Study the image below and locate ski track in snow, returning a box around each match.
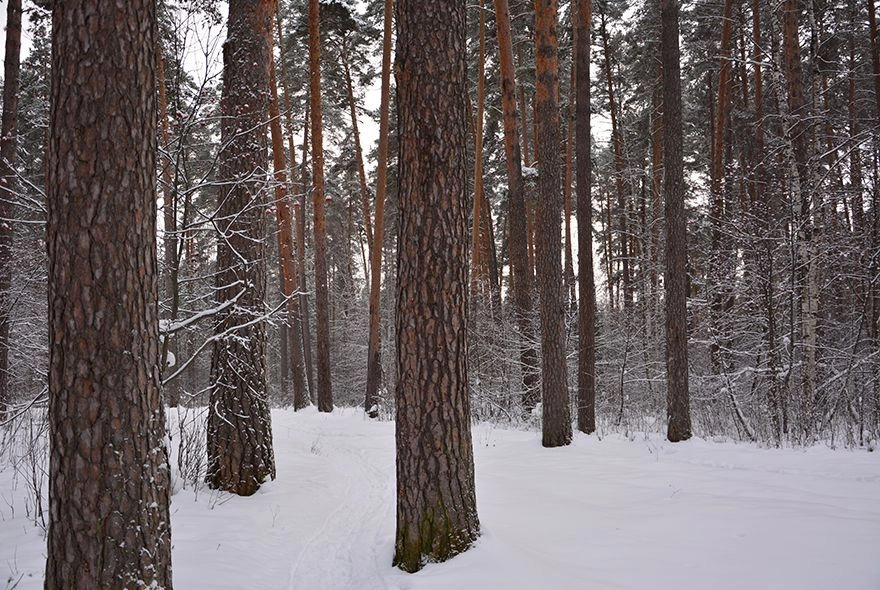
[1,407,879,590]
[286,424,395,590]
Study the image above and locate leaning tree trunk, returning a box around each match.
[207,0,277,496]
[660,0,693,442]
[45,1,173,586]
[0,0,21,422]
[341,39,374,261]
[394,0,480,572]
[576,0,596,435]
[364,0,394,418]
[309,0,334,413]
[535,0,572,447]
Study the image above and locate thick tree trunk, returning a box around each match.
[309,0,334,413]
[269,56,308,410]
[45,1,173,586]
[575,0,596,434]
[365,0,394,418]
[208,0,277,496]
[493,0,540,411]
[660,0,693,442]
[535,0,572,447]
[0,0,20,422]
[394,0,480,572]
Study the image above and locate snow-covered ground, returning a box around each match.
[2,407,879,589]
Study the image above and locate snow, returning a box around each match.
[2,408,879,589]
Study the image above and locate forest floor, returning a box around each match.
[1,406,879,589]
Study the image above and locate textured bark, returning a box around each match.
[45,1,173,586]
[0,0,21,421]
[365,0,394,418]
[660,0,692,442]
[208,0,277,496]
[269,55,307,410]
[394,0,480,572]
[535,0,572,447]
[309,0,334,413]
[575,0,596,434]
[493,0,540,410]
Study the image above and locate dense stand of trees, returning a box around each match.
[0,0,878,580]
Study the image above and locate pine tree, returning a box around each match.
[45,1,173,585]
[660,0,692,442]
[535,0,572,447]
[309,0,334,413]
[207,0,277,496]
[0,0,21,422]
[575,0,596,434]
[394,0,480,571]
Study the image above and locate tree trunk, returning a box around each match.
[563,32,577,312]
[535,0,572,448]
[868,0,880,119]
[297,108,316,400]
[275,8,316,401]
[269,55,308,410]
[780,0,817,438]
[0,0,21,422]
[365,0,394,418]
[660,0,692,442]
[599,5,632,309]
[208,0,277,496]
[157,42,182,408]
[309,0,334,412]
[341,39,374,260]
[493,0,540,411]
[575,0,596,434]
[45,1,173,585]
[471,0,488,295]
[650,83,663,301]
[394,0,480,572]
[708,0,735,372]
